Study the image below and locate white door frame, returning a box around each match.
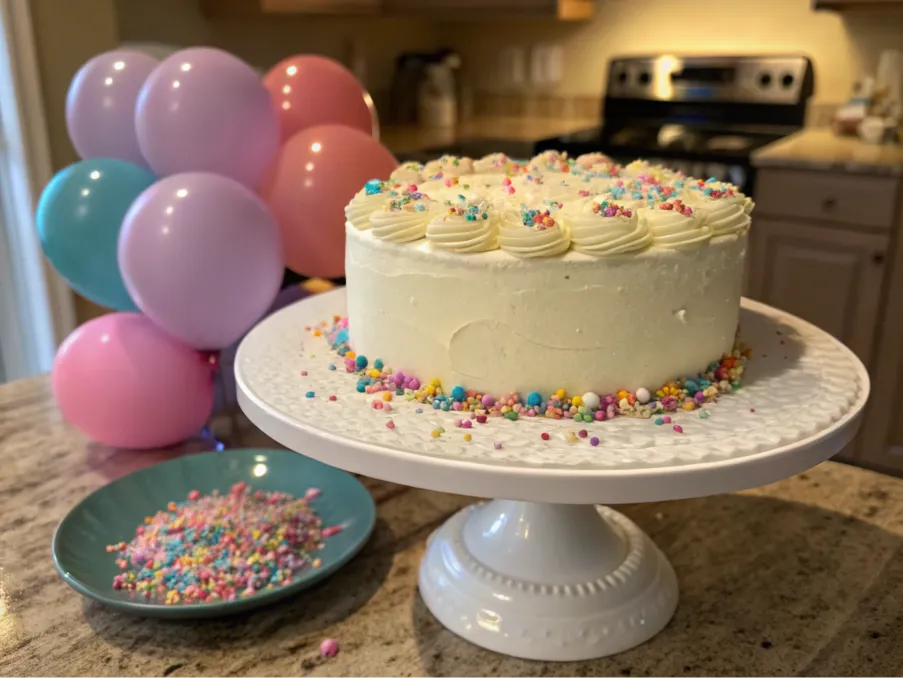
[0,0,76,381]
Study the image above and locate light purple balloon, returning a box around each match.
[135,47,279,189]
[66,50,158,167]
[118,173,284,350]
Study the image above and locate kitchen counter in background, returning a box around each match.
[381,116,598,160]
[4,375,903,676]
[753,128,903,175]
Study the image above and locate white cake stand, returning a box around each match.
[235,289,868,661]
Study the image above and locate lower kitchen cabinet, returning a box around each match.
[746,218,888,366]
[748,166,902,470]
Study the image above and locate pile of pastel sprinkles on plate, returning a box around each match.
[107,482,341,604]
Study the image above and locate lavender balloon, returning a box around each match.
[135,47,279,189]
[118,173,284,350]
[66,50,158,167]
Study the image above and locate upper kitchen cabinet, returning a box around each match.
[814,0,903,9]
[383,0,592,20]
[201,0,382,16]
[202,0,593,19]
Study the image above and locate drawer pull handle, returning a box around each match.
[873,252,885,265]
[822,197,837,211]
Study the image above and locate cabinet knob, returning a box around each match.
[822,197,837,211]
[873,252,885,265]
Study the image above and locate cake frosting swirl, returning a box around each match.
[499,206,571,258]
[569,201,652,256]
[344,179,402,230]
[641,199,712,249]
[370,193,438,243]
[426,199,500,253]
[473,153,512,174]
[423,154,474,178]
[390,161,424,184]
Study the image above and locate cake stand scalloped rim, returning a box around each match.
[235,288,868,505]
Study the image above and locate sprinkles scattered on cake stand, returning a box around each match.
[300,317,752,445]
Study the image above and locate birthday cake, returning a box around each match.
[336,152,751,422]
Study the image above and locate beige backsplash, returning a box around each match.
[447,0,903,109]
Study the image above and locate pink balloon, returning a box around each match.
[263,56,374,144]
[66,49,158,167]
[136,47,279,189]
[52,313,216,449]
[260,124,397,278]
[119,173,284,350]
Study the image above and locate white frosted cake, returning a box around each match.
[336,152,752,420]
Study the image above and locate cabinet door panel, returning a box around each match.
[748,218,888,366]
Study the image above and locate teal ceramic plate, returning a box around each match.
[52,448,375,618]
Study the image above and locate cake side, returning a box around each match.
[346,223,746,395]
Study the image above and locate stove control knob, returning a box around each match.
[638,71,651,85]
[758,72,772,88]
[781,73,795,89]
[617,69,628,85]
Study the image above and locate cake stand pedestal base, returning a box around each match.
[418,501,678,661]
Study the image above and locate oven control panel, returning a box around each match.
[606,55,813,105]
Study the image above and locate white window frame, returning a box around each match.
[0,0,76,381]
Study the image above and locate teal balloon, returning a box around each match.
[37,158,155,311]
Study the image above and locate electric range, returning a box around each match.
[535,55,814,195]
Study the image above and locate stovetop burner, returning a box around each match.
[535,55,814,194]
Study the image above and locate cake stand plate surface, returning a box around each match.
[236,289,868,661]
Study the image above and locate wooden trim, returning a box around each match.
[815,0,903,8]
[558,0,592,20]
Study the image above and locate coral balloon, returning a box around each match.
[52,313,216,449]
[36,158,155,311]
[119,173,284,350]
[66,49,158,167]
[135,47,279,189]
[263,55,374,143]
[261,124,397,278]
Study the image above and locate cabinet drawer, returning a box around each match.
[755,169,898,230]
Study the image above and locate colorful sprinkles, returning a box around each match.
[106,483,337,604]
[320,317,751,434]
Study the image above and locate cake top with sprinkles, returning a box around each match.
[346,153,754,257]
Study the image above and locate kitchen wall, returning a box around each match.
[450,0,903,113]
[114,0,438,100]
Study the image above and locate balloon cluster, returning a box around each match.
[38,47,398,449]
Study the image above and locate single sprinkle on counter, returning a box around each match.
[493,442,503,450]
[673,424,684,434]
[107,483,336,604]
[541,432,550,441]
[464,433,472,442]
[590,436,600,447]
[431,428,441,438]
[301,370,308,376]
[305,391,315,398]
[320,638,339,658]
[386,420,395,430]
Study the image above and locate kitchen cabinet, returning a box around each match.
[201,0,592,18]
[201,0,382,15]
[384,0,592,19]
[814,0,903,9]
[749,161,903,468]
[747,218,888,366]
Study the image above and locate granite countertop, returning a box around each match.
[753,128,903,175]
[380,116,598,155]
[3,375,903,676]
